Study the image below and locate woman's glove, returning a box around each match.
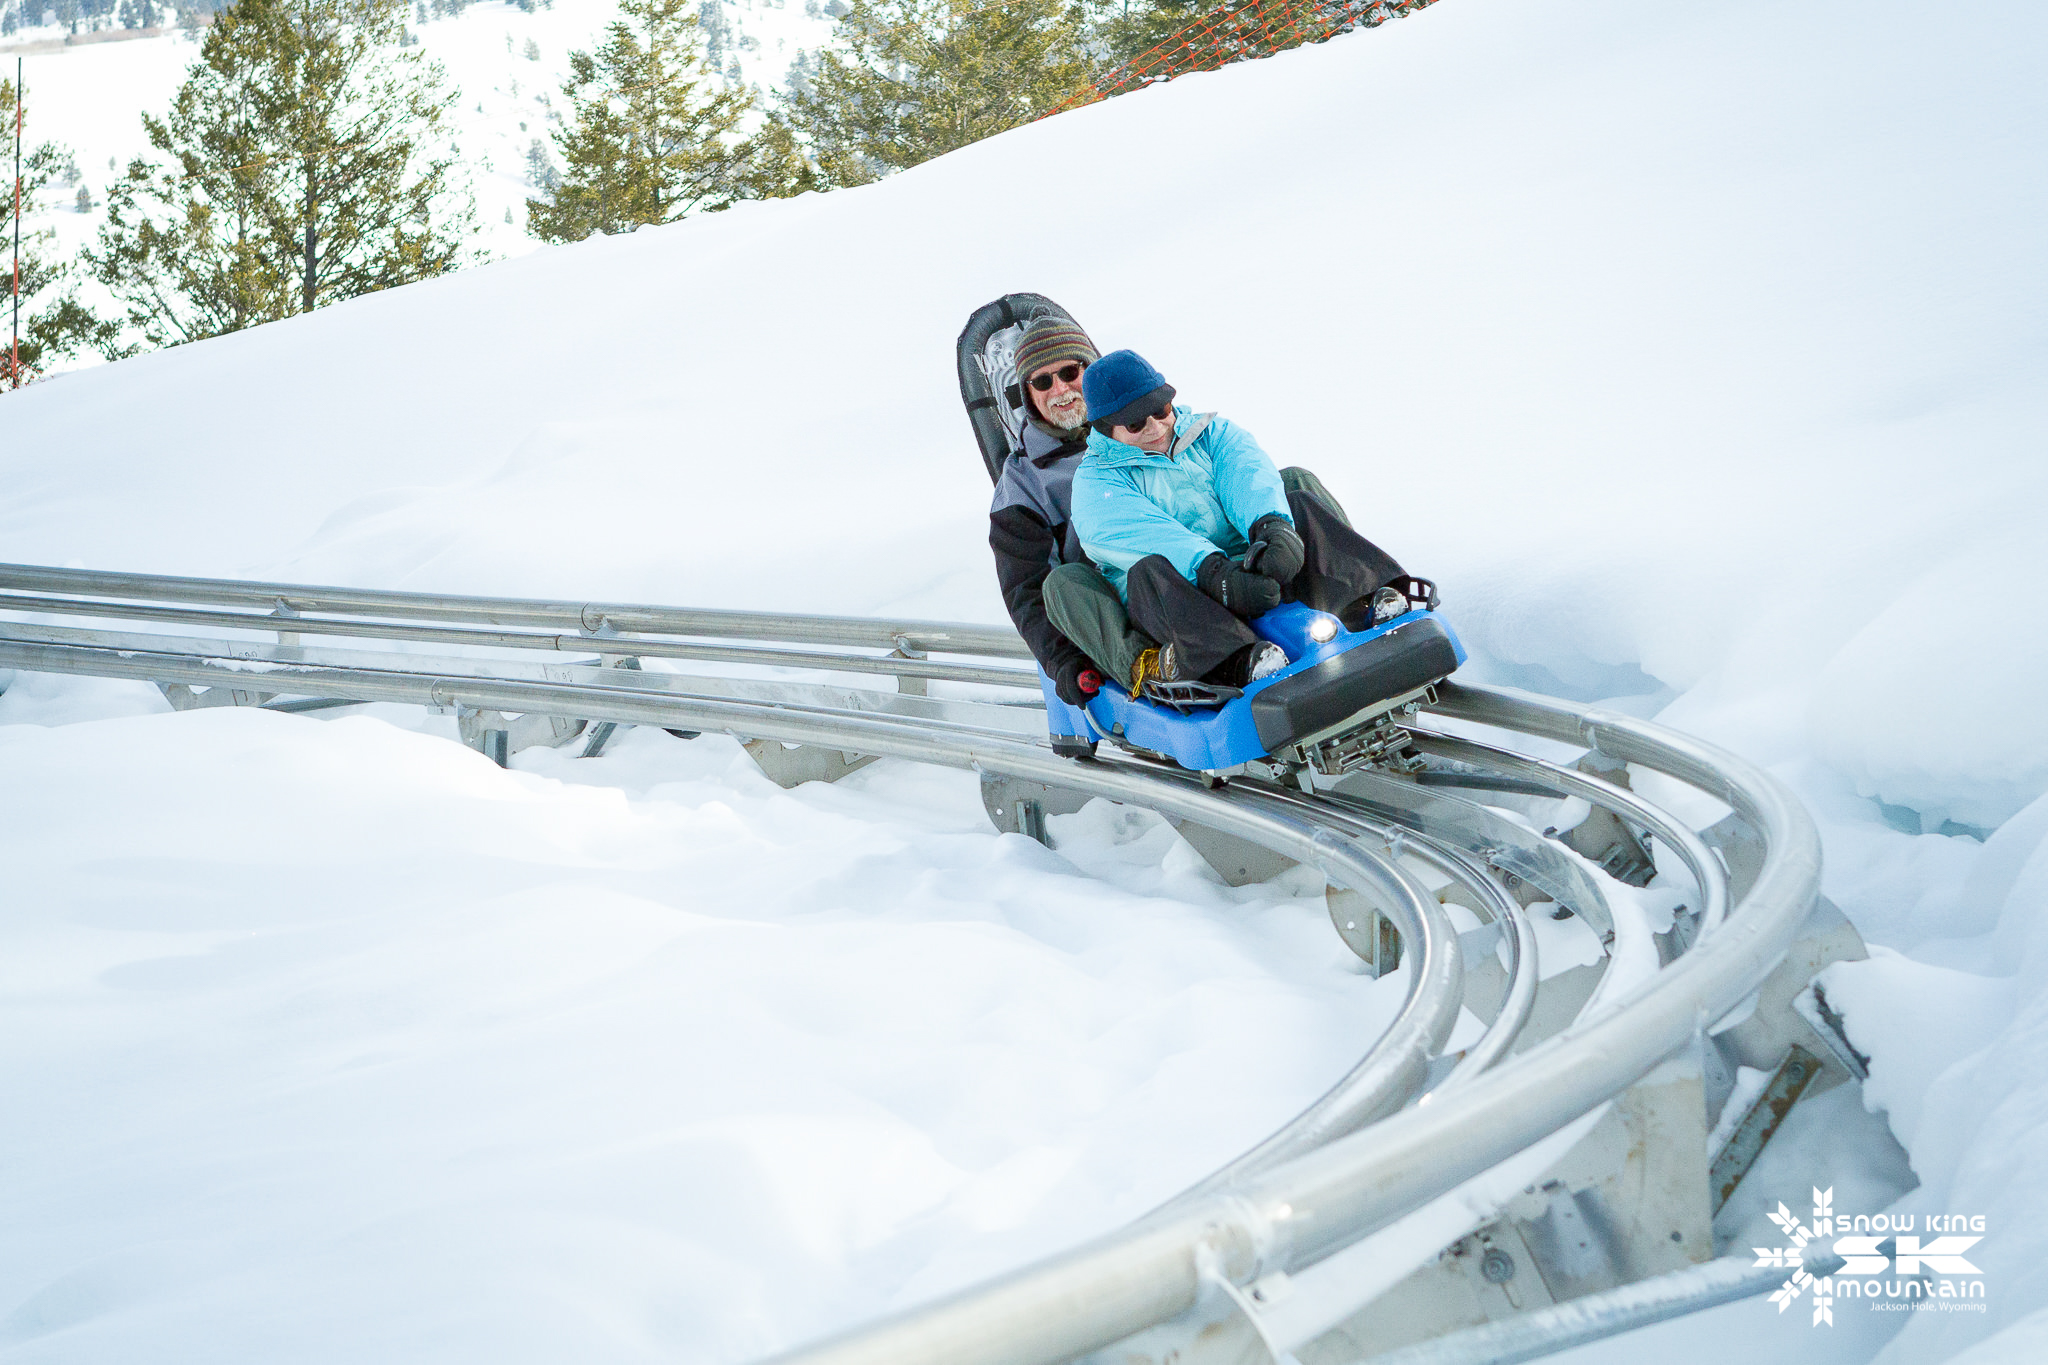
[1198,552,1282,618]
[1244,514,1304,585]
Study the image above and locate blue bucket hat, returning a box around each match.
[1083,349,1176,436]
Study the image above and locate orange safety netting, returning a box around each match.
[1051,0,1437,114]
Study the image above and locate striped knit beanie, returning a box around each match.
[1013,314,1099,389]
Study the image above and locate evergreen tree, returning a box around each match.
[1084,0,1230,69]
[527,0,802,242]
[2,78,122,383]
[784,0,1090,189]
[90,0,476,349]
[524,135,558,191]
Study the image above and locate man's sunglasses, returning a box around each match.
[1028,363,1086,392]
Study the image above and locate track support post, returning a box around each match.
[980,773,1092,845]
[456,704,512,767]
[1328,885,1402,979]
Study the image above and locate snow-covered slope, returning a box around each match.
[2,0,2045,1361]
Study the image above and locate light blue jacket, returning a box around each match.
[1072,406,1293,601]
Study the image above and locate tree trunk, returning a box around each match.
[302,160,317,313]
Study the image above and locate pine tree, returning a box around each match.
[2,78,122,383]
[1085,0,1230,69]
[525,0,804,242]
[524,136,558,191]
[90,0,476,350]
[784,0,1090,189]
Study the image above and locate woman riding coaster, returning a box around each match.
[1071,349,1418,703]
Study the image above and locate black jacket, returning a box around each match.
[989,417,1090,678]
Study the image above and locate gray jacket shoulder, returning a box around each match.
[991,448,1086,564]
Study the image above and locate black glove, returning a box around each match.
[1243,514,1305,585]
[1198,552,1282,618]
[1053,660,1103,707]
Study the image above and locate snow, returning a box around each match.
[1,0,2045,1360]
[1813,794,2048,1363]
[0,714,1394,1360]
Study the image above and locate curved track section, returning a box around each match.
[0,563,1825,1365]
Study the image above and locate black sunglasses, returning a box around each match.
[1028,362,1086,391]
[1103,404,1172,435]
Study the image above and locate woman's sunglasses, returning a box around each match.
[1113,405,1173,433]
[1028,363,1086,392]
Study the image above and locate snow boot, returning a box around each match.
[1128,643,1179,695]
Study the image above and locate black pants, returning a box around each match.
[1123,488,1406,684]
[1287,484,1405,615]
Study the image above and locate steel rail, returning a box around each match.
[758,688,1819,1365]
[0,589,1041,687]
[0,618,1056,739]
[0,618,1540,1203]
[0,562,1034,656]
[1158,788,1539,1202]
[1402,726,1734,972]
[1426,840,1541,1089]
[1314,774,1617,939]
[0,618,1515,1250]
[1095,755,1482,1136]
[0,628,1472,1195]
[0,636,1057,750]
[1251,802,1539,1093]
[0,576,1818,1365]
[1352,1251,1848,1365]
[1413,696,1736,934]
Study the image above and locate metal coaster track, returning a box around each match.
[0,561,1858,1365]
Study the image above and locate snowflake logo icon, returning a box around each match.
[1756,1187,1836,1326]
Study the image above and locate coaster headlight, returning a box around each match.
[1307,614,1339,643]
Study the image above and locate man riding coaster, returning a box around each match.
[986,315,1150,708]
[1073,348,1419,705]
[988,315,1382,707]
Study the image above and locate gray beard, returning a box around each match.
[1039,394,1087,430]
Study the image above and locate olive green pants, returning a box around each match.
[1043,466,1349,690]
[1043,563,1151,689]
